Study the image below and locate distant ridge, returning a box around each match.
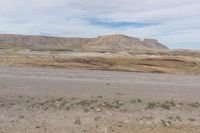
[0,34,168,51]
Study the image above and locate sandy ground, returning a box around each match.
[0,67,200,133]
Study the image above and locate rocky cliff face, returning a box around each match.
[0,34,93,46]
[142,39,168,49]
[0,34,168,51]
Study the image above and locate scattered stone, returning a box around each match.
[74,118,81,125]
[36,126,40,129]
[118,101,123,105]
[123,119,129,124]
[95,107,102,112]
[176,104,181,108]
[117,122,124,127]
[94,116,101,121]
[146,121,152,125]
[161,120,171,127]
[136,118,144,124]
[83,108,89,113]
[188,118,196,122]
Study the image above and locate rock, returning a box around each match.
[176,104,181,108]
[117,121,124,127]
[95,107,102,112]
[36,126,40,129]
[118,101,123,105]
[123,119,129,124]
[162,120,171,127]
[74,118,81,125]
[146,121,152,125]
[143,39,168,49]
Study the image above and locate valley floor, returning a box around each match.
[0,67,200,133]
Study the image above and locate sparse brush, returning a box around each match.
[168,115,182,121]
[175,115,182,121]
[76,99,98,107]
[160,103,171,110]
[146,102,158,109]
[83,108,89,113]
[74,118,81,125]
[188,102,200,108]
[188,118,196,122]
[130,98,142,104]
[161,120,171,127]
[146,100,176,110]
[0,104,5,107]
[97,96,103,99]
[137,99,142,103]
[160,100,176,110]
[130,100,136,104]
[142,116,154,120]
[66,106,72,111]
[56,97,64,102]
[94,116,101,121]
[103,102,115,109]
[166,100,176,106]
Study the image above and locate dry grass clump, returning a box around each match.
[146,100,176,110]
[188,102,200,108]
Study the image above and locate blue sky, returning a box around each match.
[85,18,156,28]
[0,0,200,49]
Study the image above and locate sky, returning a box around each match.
[0,0,200,49]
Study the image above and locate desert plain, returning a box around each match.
[0,67,200,133]
[0,34,200,133]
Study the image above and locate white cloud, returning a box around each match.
[0,0,200,48]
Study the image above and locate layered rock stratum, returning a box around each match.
[0,34,168,51]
